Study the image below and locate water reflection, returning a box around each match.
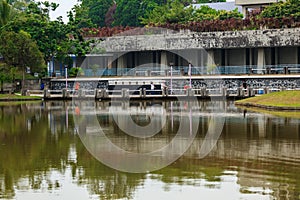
[0,101,299,199]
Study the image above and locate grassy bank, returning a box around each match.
[235,91,300,110]
[0,94,42,101]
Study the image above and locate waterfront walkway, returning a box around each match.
[27,74,300,100]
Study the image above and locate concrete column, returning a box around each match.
[72,57,76,68]
[121,88,129,98]
[257,48,265,69]
[155,52,160,68]
[242,6,247,18]
[274,47,279,65]
[134,52,139,67]
[195,49,202,67]
[117,55,127,69]
[78,89,85,98]
[296,47,299,64]
[44,89,50,98]
[161,51,168,67]
[207,50,215,67]
[249,48,253,65]
[107,56,113,69]
[243,49,247,65]
[224,49,228,66]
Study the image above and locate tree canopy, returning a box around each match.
[0,30,44,70]
[141,0,241,25]
[0,0,13,26]
[0,30,45,90]
[73,0,228,27]
[2,1,90,63]
[260,0,300,18]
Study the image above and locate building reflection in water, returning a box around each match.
[0,101,299,199]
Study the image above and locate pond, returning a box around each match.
[0,100,299,200]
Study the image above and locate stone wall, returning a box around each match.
[50,76,300,91]
[99,28,300,52]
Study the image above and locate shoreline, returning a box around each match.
[234,91,300,111]
[234,102,300,111]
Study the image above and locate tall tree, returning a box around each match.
[260,0,300,18]
[114,0,161,27]
[80,0,113,27]
[141,0,240,25]
[0,30,45,92]
[0,0,12,26]
[3,1,90,66]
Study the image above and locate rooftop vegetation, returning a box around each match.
[79,0,300,37]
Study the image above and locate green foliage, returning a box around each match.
[78,0,113,27]
[0,30,45,71]
[0,0,12,26]
[114,0,143,26]
[2,1,91,65]
[260,0,300,19]
[68,4,95,29]
[69,67,84,77]
[142,0,241,25]
[217,8,243,20]
[73,0,167,27]
[0,63,10,91]
[91,64,99,76]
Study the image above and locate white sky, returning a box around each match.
[45,0,80,22]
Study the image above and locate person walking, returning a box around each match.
[150,82,155,95]
[75,82,80,96]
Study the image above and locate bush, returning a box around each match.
[69,67,84,77]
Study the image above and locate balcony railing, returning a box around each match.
[76,64,300,77]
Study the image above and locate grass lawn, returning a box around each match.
[235,91,300,108]
[236,105,300,118]
[0,94,42,100]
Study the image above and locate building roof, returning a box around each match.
[235,0,285,6]
[192,2,242,13]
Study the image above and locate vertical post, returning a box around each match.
[52,56,55,77]
[170,63,173,95]
[65,65,68,90]
[189,63,192,88]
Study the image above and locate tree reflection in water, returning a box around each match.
[0,101,300,199]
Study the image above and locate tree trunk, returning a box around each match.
[21,67,25,96]
[0,80,3,93]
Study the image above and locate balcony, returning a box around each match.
[235,0,285,6]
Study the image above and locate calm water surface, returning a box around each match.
[0,100,300,200]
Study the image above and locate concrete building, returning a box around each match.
[79,28,300,76]
[235,0,286,17]
[192,1,242,13]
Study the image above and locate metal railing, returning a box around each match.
[76,64,300,77]
[27,85,300,99]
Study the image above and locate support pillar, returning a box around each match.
[161,51,168,67]
[257,48,265,69]
[207,50,215,67]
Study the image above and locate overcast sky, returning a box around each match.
[45,0,79,22]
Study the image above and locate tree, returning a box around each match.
[113,0,141,26]
[141,0,241,25]
[0,31,45,92]
[68,4,95,29]
[3,1,91,70]
[114,0,162,26]
[79,0,113,27]
[260,0,300,19]
[105,3,116,27]
[0,0,12,26]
